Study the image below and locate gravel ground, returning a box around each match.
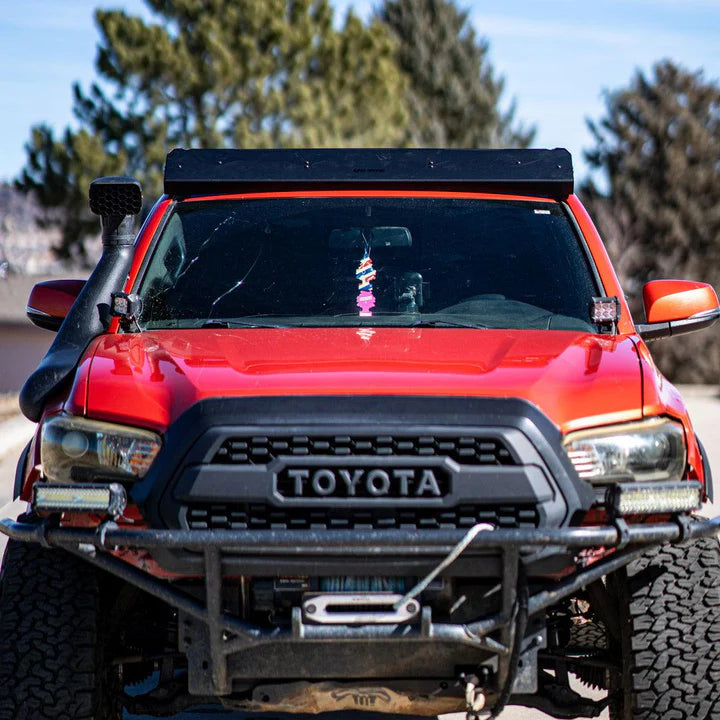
[0,385,718,719]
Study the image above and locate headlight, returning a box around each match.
[41,414,161,484]
[562,417,686,484]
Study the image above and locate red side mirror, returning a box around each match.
[26,279,87,332]
[638,280,720,340]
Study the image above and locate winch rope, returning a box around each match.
[393,523,494,610]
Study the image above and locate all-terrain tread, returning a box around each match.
[612,535,720,720]
[567,619,609,689]
[0,540,108,720]
[569,619,608,651]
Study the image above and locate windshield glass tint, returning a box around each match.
[137,197,599,331]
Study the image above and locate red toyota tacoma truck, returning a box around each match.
[1,148,719,719]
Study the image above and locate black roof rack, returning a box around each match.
[163,148,573,199]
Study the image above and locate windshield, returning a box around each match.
[136,196,600,331]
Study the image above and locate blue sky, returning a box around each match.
[1,0,718,187]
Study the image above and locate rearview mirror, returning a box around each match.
[329,226,412,249]
[636,280,720,340]
[26,279,87,332]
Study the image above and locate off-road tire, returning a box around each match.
[0,540,120,720]
[608,534,720,719]
[567,619,608,690]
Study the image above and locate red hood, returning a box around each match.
[73,328,643,434]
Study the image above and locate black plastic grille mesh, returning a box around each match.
[185,503,539,531]
[212,434,515,466]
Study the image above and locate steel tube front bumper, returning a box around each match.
[3,515,720,553]
[2,514,719,700]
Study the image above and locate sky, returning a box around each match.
[0,0,718,188]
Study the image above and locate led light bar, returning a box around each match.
[609,481,702,515]
[33,483,127,516]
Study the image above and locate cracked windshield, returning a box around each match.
[137,197,599,331]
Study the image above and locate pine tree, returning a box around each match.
[583,61,720,382]
[377,0,533,148]
[16,0,408,261]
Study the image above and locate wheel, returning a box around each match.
[608,534,720,719]
[0,539,121,720]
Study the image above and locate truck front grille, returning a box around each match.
[212,434,515,466]
[185,503,539,531]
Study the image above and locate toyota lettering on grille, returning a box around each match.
[277,467,450,499]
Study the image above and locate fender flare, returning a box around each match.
[13,441,31,501]
[697,436,714,503]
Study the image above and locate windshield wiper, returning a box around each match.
[201,319,290,329]
[410,318,490,329]
[201,317,488,330]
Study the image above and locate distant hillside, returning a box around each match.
[0,183,87,275]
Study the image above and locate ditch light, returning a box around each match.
[608,481,702,516]
[33,483,127,517]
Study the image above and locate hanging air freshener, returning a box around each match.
[355,246,377,317]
